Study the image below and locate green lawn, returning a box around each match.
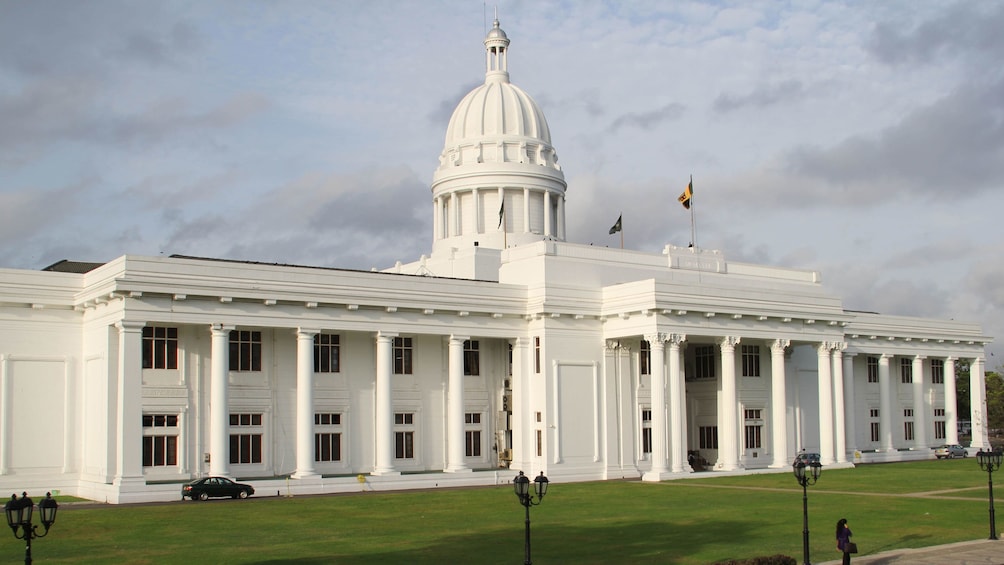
[11,459,998,564]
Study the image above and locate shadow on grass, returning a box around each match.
[243,519,758,565]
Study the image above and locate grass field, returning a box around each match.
[9,459,997,564]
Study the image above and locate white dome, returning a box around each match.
[430,19,567,256]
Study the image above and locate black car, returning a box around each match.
[182,477,255,500]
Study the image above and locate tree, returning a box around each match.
[956,361,971,424]
[986,370,1003,434]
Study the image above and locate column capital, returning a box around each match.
[115,320,146,332]
[375,331,399,342]
[643,332,668,345]
[719,335,740,350]
[296,328,320,338]
[210,323,235,336]
[667,333,687,347]
[605,340,629,352]
[770,338,790,354]
[448,334,471,344]
[913,354,927,361]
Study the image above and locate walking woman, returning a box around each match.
[836,518,853,564]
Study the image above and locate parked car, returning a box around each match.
[182,477,255,500]
[934,444,968,459]
[793,452,821,466]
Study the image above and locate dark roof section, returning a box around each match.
[42,260,107,274]
[168,254,499,284]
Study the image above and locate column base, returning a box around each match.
[642,469,672,482]
[371,468,401,476]
[291,471,321,480]
[445,466,472,473]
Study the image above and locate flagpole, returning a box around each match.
[690,175,697,249]
[620,215,624,249]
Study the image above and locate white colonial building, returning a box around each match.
[0,20,993,503]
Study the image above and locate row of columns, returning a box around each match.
[433,187,566,241]
[114,324,484,482]
[640,333,991,481]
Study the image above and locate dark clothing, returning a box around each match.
[837,526,853,564]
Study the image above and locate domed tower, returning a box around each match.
[431,18,567,255]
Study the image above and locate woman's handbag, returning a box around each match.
[845,541,858,554]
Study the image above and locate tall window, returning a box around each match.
[314,412,342,462]
[313,334,340,373]
[641,409,652,455]
[395,413,415,459]
[934,408,946,440]
[534,337,541,374]
[903,408,914,441]
[931,359,944,384]
[394,337,413,375]
[465,413,482,457]
[229,413,263,464]
[867,357,879,383]
[699,426,718,450]
[229,330,262,372]
[507,343,513,376]
[142,326,178,369]
[741,345,761,377]
[744,409,763,449]
[870,408,880,442]
[142,414,178,467]
[463,340,480,376]
[900,358,912,383]
[640,340,651,376]
[694,345,716,380]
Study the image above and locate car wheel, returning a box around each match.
[199,492,209,501]
[963,451,968,458]
[239,490,249,499]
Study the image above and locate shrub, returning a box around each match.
[713,555,797,565]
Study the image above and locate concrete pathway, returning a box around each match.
[817,539,1002,565]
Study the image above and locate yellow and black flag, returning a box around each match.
[678,179,693,210]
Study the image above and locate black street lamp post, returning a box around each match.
[976,449,1002,540]
[4,492,59,565]
[513,470,549,565]
[793,454,822,565]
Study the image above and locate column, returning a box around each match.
[769,339,789,468]
[209,324,232,477]
[522,187,530,233]
[717,336,739,471]
[842,353,858,456]
[543,191,552,237]
[292,329,319,479]
[879,354,895,452]
[816,343,835,465]
[912,355,927,449]
[373,332,399,475]
[831,343,847,464]
[944,357,959,445]
[643,333,668,480]
[446,335,470,472]
[510,337,531,471]
[668,334,689,473]
[114,321,146,486]
[472,189,481,234]
[970,357,990,450]
[449,193,458,237]
[433,198,441,240]
[557,195,565,240]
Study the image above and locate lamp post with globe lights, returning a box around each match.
[4,492,58,565]
[513,470,549,565]
[793,454,822,565]
[976,449,1002,540]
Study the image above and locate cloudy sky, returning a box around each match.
[2,1,1002,363]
